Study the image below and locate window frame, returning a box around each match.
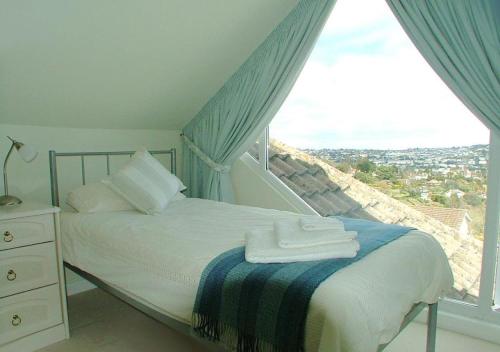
[257,129,268,171]
[483,129,500,309]
[256,126,500,327]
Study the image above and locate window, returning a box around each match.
[249,0,500,329]
[248,131,268,170]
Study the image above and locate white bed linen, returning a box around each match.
[61,198,453,352]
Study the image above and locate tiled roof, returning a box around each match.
[413,206,470,231]
[250,140,483,301]
[268,148,377,220]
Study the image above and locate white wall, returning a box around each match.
[231,154,314,214]
[231,159,296,212]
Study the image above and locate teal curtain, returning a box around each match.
[386,0,500,133]
[182,0,336,202]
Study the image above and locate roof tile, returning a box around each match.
[413,206,469,231]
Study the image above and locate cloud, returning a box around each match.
[270,0,489,150]
[322,0,393,36]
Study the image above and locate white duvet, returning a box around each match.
[61,198,453,352]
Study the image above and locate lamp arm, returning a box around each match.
[3,142,15,196]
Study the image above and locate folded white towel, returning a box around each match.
[275,219,357,248]
[245,229,360,264]
[300,216,345,231]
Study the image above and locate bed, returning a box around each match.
[50,148,453,352]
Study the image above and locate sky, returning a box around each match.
[269,0,490,150]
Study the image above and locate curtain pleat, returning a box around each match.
[386,0,500,132]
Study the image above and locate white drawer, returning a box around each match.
[0,215,55,251]
[0,243,58,298]
[0,285,62,346]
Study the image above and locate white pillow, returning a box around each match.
[171,192,186,201]
[138,149,186,192]
[102,148,185,214]
[66,182,134,213]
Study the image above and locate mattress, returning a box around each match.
[61,198,453,352]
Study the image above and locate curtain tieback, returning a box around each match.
[181,134,231,173]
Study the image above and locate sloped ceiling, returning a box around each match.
[0,0,297,130]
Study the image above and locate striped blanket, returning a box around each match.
[192,217,414,352]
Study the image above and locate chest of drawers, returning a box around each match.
[0,202,69,352]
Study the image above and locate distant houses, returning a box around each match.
[305,144,489,178]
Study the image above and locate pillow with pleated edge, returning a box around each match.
[102,147,184,214]
[135,147,187,192]
[66,182,135,213]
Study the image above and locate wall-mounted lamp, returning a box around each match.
[0,136,38,206]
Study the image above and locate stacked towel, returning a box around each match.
[300,216,344,231]
[275,219,357,248]
[245,217,360,263]
[245,229,360,263]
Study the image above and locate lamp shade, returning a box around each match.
[16,143,38,163]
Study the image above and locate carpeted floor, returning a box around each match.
[38,289,205,352]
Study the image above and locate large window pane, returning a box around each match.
[266,0,490,304]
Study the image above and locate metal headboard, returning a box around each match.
[48,149,176,207]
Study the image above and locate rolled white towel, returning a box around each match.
[300,216,345,231]
[245,229,360,264]
[275,219,357,248]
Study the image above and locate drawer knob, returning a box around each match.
[11,314,21,327]
[7,269,16,281]
[3,231,13,242]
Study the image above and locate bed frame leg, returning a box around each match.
[426,303,438,352]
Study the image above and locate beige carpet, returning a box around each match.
[38,289,206,352]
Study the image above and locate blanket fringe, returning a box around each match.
[192,313,302,352]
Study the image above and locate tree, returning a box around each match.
[356,158,376,173]
[464,193,483,206]
[408,188,420,198]
[431,194,448,206]
[448,194,463,208]
[355,171,375,184]
[377,165,398,181]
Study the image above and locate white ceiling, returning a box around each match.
[0,0,298,130]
